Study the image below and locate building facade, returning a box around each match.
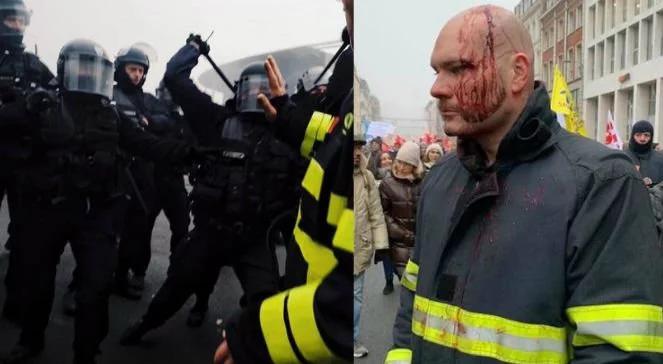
[540,0,585,120]
[515,0,546,82]
[583,0,663,142]
[357,77,382,124]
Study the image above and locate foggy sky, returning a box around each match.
[23,0,345,93]
[356,0,521,121]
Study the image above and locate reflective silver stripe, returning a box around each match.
[401,271,417,290]
[577,320,663,337]
[412,309,567,354]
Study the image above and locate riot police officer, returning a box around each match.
[139,81,193,280]
[0,0,54,324]
[1,39,204,364]
[112,45,160,299]
[119,36,301,344]
[60,45,159,312]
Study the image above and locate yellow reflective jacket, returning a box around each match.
[386,85,663,364]
[225,83,353,363]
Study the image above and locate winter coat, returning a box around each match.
[379,168,422,273]
[354,154,389,275]
[627,148,663,186]
[386,83,663,364]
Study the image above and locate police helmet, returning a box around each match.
[114,46,150,88]
[57,39,114,99]
[235,62,270,114]
[296,66,330,94]
[0,0,30,48]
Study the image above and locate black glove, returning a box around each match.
[26,88,56,114]
[186,33,210,55]
[186,145,220,164]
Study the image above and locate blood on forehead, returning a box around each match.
[453,6,506,124]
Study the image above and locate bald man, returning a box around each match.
[385,5,663,364]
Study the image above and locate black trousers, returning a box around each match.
[14,193,124,359]
[140,210,279,330]
[2,174,24,313]
[117,172,189,280]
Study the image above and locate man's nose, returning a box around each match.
[6,20,24,31]
[430,74,453,100]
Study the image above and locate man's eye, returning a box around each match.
[451,62,474,74]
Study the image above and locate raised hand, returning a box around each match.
[257,56,287,122]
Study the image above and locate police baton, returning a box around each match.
[202,54,236,94]
[123,166,149,215]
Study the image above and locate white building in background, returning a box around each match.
[583,0,663,142]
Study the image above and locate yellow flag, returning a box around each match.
[551,66,571,115]
[565,108,588,136]
[550,65,587,137]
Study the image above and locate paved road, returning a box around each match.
[0,196,285,364]
[356,262,402,364]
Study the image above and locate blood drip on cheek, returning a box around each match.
[454,7,506,124]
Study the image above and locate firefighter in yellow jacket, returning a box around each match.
[385,5,663,364]
[214,1,354,363]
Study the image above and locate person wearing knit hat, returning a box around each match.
[627,120,663,187]
[423,143,443,174]
[394,141,424,179]
[378,141,423,279]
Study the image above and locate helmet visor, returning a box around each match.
[236,74,270,113]
[0,5,30,36]
[62,53,114,99]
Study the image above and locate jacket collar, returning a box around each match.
[457,82,559,177]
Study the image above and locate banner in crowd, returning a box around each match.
[604,110,623,150]
[366,121,396,139]
[551,66,587,137]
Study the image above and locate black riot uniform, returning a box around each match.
[138,82,192,273]
[1,39,199,364]
[0,0,55,323]
[119,42,301,344]
[111,46,160,298]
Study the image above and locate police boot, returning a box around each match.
[62,289,77,316]
[1,343,42,364]
[119,320,150,346]
[186,301,208,328]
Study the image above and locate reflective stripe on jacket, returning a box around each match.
[387,83,663,364]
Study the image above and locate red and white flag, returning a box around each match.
[604,110,623,150]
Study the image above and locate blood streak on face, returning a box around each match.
[454,7,506,124]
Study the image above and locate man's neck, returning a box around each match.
[473,97,529,165]
[473,118,517,166]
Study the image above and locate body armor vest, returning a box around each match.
[191,114,297,220]
[113,86,146,128]
[0,51,48,169]
[30,96,122,196]
[0,51,44,103]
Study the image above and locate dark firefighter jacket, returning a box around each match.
[386,83,663,364]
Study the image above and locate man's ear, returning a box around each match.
[511,52,531,94]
